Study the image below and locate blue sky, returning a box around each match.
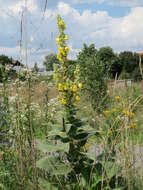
[0,0,143,67]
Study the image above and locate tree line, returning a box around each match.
[44,44,143,81]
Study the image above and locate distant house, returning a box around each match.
[11,59,24,67]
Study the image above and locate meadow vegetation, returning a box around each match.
[0,15,143,190]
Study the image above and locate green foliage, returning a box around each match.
[97,46,115,74]
[0,55,12,66]
[43,53,59,71]
[77,44,108,111]
[119,51,138,74]
[0,55,18,82]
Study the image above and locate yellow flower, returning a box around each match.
[65,46,69,53]
[58,19,66,29]
[58,83,63,91]
[59,20,63,27]
[56,37,60,44]
[61,98,67,105]
[115,96,120,102]
[72,84,77,93]
[59,47,65,56]
[103,110,110,117]
[78,83,83,89]
[130,123,136,129]
[63,83,67,91]
[57,53,62,61]
[122,109,129,116]
[75,95,80,102]
[65,35,69,40]
[129,112,135,118]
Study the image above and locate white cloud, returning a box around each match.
[55,2,143,52]
[8,0,38,15]
[95,0,143,7]
[0,1,143,66]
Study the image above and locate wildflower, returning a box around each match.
[57,53,62,62]
[56,37,60,44]
[59,47,65,56]
[75,95,80,102]
[103,110,110,117]
[65,35,69,40]
[58,20,64,28]
[130,123,136,129]
[72,84,77,93]
[61,98,67,105]
[65,46,69,54]
[58,83,63,91]
[58,18,66,30]
[115,96,120,102]
[63,83,67,91]
[122,109,129,116]
[78,83,83,89]
[129,111,135,118]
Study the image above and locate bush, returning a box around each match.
[77,44,108,111]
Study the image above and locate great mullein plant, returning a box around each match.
[54,15,89,167]
[37,15,93,188]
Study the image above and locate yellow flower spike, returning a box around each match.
[103,110,110,117]
[65,35,69,40]
[78,83,83,89]
[72,84,77,93]
[75,95,80,102]
[115,96,120,102]
[58,83,63,91]
[61,98,67,105]
[130,123,136,129]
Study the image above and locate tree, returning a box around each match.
[32,62,39,73]
[77,44,108,111]
[97,46,118,78]
[0,55,17,82]
[119,51,138,77]
[43,53,59,71]
[0,55,12,66]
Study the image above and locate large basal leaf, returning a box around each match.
[104,161,120,179]
[36,140,69,153]
[39,178,58,190]
[37,156,72,175]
